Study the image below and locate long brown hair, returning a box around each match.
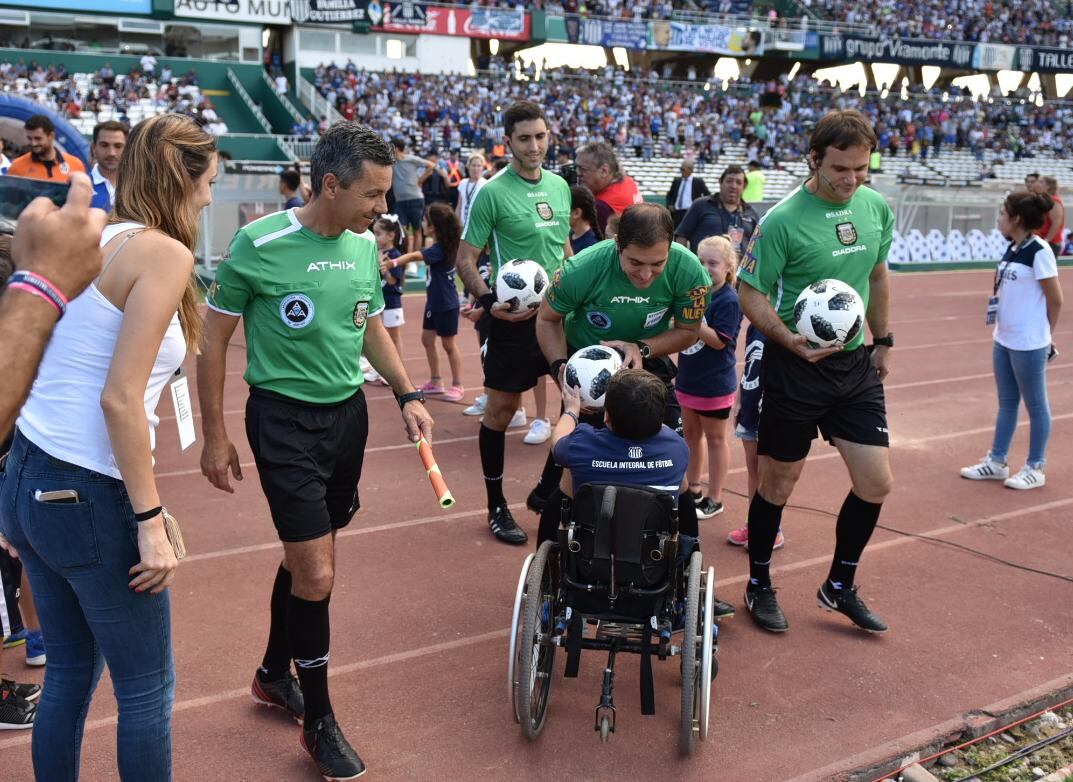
[424,202,461,267]
[112,113,216,351]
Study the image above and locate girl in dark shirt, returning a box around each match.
[569,184,603,255]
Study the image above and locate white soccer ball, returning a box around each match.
[793,279,865,348]
[495,258,549,312]
[565,345,624,408]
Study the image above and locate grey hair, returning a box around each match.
[309,122,394,196]
[576,141,622,179]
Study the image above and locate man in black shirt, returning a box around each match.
[674,164,759,255]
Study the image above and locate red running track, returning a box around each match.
[3,270,1073,782]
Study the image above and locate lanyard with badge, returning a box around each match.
[169,368,197,451]
[987,239,1026,325]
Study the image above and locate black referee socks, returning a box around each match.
[259,563,292,682]
[290,593,332,725]
[827,491,883,591]
[747,493,785,588]
[479,424,507,510]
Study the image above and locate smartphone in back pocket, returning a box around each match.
[36,489,80,504]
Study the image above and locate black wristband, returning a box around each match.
[563,411,579,424]
[134,506,163,522]
[478,293,496,313]
[396,390,425,409]
[550,358,568,377]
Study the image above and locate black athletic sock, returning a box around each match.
[535,451,563,497]
[678,492,699,538]
[289,594,332,725]
[480,424,507,510]
[747,493,785,589]
[537,487,567,545]
[827,491,883,591]
[258,563,292,682]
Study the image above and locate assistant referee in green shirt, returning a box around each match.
[198,123,433,780]
[737,109,895,636]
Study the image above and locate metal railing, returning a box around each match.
[281,135,318,159]
[297,74,344,127]
[261,69,305,125]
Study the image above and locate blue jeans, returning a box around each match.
[990,342,1052,468]
[0,432,173,781]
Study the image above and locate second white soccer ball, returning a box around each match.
[565,345,623,408]
[495,258,549,312]
[793,279,865,348]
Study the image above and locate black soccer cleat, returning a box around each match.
[301,713,367,780]
[745,585,789,633]
[817,582,888,634]
[252,670,305,723]
[489,504,528,545]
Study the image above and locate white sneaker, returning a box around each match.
[509,409,527,428]
[1004,465,1046,490]
[524,418,552,445]
[363,369,381,384]
[960,456,1009,481]
[463,394,487,416]
[359,356,372,373]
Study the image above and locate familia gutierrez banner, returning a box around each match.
[291,0,529,39]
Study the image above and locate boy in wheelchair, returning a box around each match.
[551,368,734,618]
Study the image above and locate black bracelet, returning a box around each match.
[134,506,163,522]
[478,293,496,313]
[396,390,426,409]
[550,358,568,377]
[563,411,579,424]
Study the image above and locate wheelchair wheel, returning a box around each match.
[518,540,557,740]
[699,565,716,742]
[508,552,536,723]
[680,550,702,756]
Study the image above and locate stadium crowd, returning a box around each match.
[813,0,1073,47]
[311,61,1073,170]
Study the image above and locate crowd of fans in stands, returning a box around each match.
[813,0,1073,47]
[0,59,229,136]
[310,60,1073,174]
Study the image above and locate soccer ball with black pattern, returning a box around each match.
[793,279,865,348]
[495,258,548,312]
[565,345,623,408]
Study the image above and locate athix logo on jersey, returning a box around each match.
[628,446,643,459]
[353,301,369,329]
[587,311,612,330]
[307,260,358,273]
[610,295,650,304]
[536,202,554,220]
[280,293,315,328]
[836,222,858,246]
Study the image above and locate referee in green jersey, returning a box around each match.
[197,123,433,780]
[456,101,573,546]
[737,110,895,635]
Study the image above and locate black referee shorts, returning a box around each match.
[245,387,368,543]
[483,317,549,393]
[757,341,888,463]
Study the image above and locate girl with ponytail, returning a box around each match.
[0,112,217,780]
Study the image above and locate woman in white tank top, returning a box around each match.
[0,114,217,781]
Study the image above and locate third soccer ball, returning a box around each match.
[565,345,623,408]
[793,279,865,348]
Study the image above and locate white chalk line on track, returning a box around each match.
[2,490,1065,751]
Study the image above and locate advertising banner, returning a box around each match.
[175,0,292,24]
[294,1,529,39]
[1018,45,1073,73]
[30,0,151,12]
[292,0,365,24]
[972,42,1016,71]
[819,34,974,67]
[563,15,648,49]
[649,20,764,56]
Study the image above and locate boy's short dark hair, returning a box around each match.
[604,369,667,440]
[279,169,300,190]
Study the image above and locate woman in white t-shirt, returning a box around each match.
[0,114,216,780]
[962,191,1063,490]
[455,152,486,228]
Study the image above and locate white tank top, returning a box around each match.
[17,222,187,480]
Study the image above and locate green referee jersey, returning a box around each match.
[546,238,712,348]
[737,183,894,351]
[206,209,385,404]
[461,165,572,279]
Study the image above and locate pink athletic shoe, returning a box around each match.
[442,385,465,402]
[419,381,444,394]
[727,526,785,550]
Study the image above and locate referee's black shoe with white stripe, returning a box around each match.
[489,504,528,545]
[301,713,367,780]
[817,581,888,633]
[744,585,788,633]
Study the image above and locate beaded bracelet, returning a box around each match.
[7,271,68,317]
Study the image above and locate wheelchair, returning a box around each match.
[507,483,718,755]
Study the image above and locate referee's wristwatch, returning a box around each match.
[634,340,652,359]
[396,390,426,409]
[872,333,895,349]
